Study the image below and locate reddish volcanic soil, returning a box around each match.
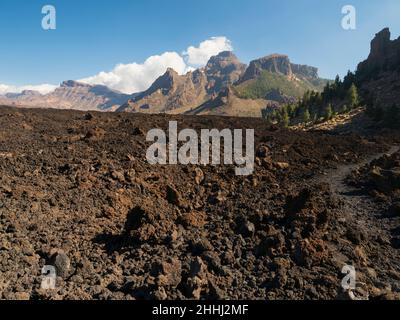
[1,106,400,300]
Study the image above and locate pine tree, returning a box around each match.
[281,109,290,128]
[324,104,333,121]
[323,82,331,101]
[303,108,311,123]
[347,84,359,109]
[334,75,341,90]
[312,112,318,123]
[288,104,297,118]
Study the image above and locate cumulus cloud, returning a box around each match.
[79,51,189,94]
[0,83,57,95]
[1,36,233,95]
[183,36,233,66]
[80,36,233,94]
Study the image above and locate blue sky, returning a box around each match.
[0,0,399,93]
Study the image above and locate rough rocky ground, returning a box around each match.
[0,106,400,300]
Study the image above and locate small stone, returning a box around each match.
[257,145,270,158]
[132,127,144,136]
[153,287,168,300]
[50,249,71,278]
[186,257,209,299]
[14,292,30,300]
[215,191,226,203]
[84,127,105,141]
[240,221,255,237]
[166,185,183,207]
[189,238,213,255]
[354,246,368,266]
[154,257,182,288]
[194,168,204,185]
[126,154,135,162]
[275,162,290,169]
[84,113,93,120]
[366,267,377,279]
[111,170,125,182]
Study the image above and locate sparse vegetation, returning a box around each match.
[262,72,362,127]
[235,70,323,100]
[324,104,333,121]
[302,108,311,123]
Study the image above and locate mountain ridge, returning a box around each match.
[0,81,132,111]
[355,27,400,109]
[187,54,328,117]
[117,51,247,114]
[1,51,327,116]
[118,52,327,117]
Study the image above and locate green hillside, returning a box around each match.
[234,70,327,100]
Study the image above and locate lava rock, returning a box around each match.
[50,249,71,278]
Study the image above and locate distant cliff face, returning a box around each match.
[239,54,320,84]
[357,28,400,79]
[239,54,293,83]
[118,51,246,113]
[51,81,131,110]
[1,50,327,118]
[291,63,319,79]
[117,68,209,113]
[5,90,42,99]
[0,80,131,111]
[185,86,268,118]
[204,51,246,94]
[234,54,327,102]
[356,28,400,107]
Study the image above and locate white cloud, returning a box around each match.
[79,51,189,94]
[0,83,57,95]
[0,84,11,95]
[1,36,233,96]
[183,36,233,66]
[80,37,233,94]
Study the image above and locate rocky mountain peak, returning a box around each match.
[61,80,92,88]
[215,50,236,58]
[165,67,178,76]
[355,28,400,108]
[0,79,131,111]
[369,28,392,60]
[4,90,42,99]
[145,68,180,95]
[358,28,400,74]
[20,90,42,96]
[204,51,246,94]
[239,54,292,83]
[206,51,241,66]
[356,28,400,88]
[238,53,322,85]
[291,64,319,79]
